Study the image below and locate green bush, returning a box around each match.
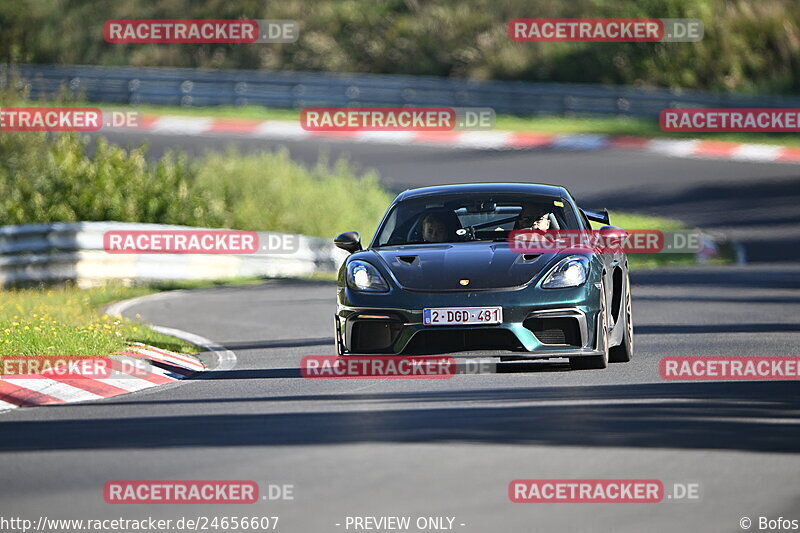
[195,148,392,239]
[0,132,227,227]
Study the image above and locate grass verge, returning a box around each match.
[0,277,282,358]
[0,284,192,357]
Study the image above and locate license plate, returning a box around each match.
[423,307,502,326]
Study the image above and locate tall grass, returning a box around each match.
[0,284,196,356]
[194,148,392,240]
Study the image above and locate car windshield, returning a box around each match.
[373,193,579,246]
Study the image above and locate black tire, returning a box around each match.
[609,271,634,363]
[570,280,609,370]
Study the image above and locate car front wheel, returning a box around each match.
[570,280,609,370]
[609,272,634,363]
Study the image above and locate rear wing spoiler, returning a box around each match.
[581,208,610,225]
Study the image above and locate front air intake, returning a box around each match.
[350,318,402,353]
[524,316,582,346]
[403,328,524,355]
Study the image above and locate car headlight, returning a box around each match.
[346,260,390,292]
[541,256,589,289]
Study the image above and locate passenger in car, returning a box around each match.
[515,204,552,230]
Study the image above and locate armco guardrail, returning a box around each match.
[0,222,347,288]
[8,63,800,118]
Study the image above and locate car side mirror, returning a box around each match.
[334,231,362,253]
[599,225,628,247]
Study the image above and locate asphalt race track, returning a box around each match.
[2,131,799,532]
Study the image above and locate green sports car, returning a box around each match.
[333,183,633,370]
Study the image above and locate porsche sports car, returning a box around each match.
[333,183,633,369]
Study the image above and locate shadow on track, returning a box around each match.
[4,382,799,453]
[219,337,335,351]
[635,323,800,334]
[632,267,800,290]
[633,295,800,305]
[187,359,571,380]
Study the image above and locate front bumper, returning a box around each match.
[337,284,603,358]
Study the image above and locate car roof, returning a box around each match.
[394,182,571,202]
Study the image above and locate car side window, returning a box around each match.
[378,209,400,246]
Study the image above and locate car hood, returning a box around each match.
[370,243,553,291]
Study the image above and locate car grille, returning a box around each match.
[403,328,524,355]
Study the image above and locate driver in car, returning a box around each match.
[516,204,552,230]
[421,213,450,243]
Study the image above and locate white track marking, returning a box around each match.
[93,377,160,393]
[0,399,18,411]
[151,325,237,371]
[7,379,102,402]
[646,139,700,157]
[731,144,784,162]
[108,291,237,372]
[151,117,213,135]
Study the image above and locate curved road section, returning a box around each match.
[1,134,799,532]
